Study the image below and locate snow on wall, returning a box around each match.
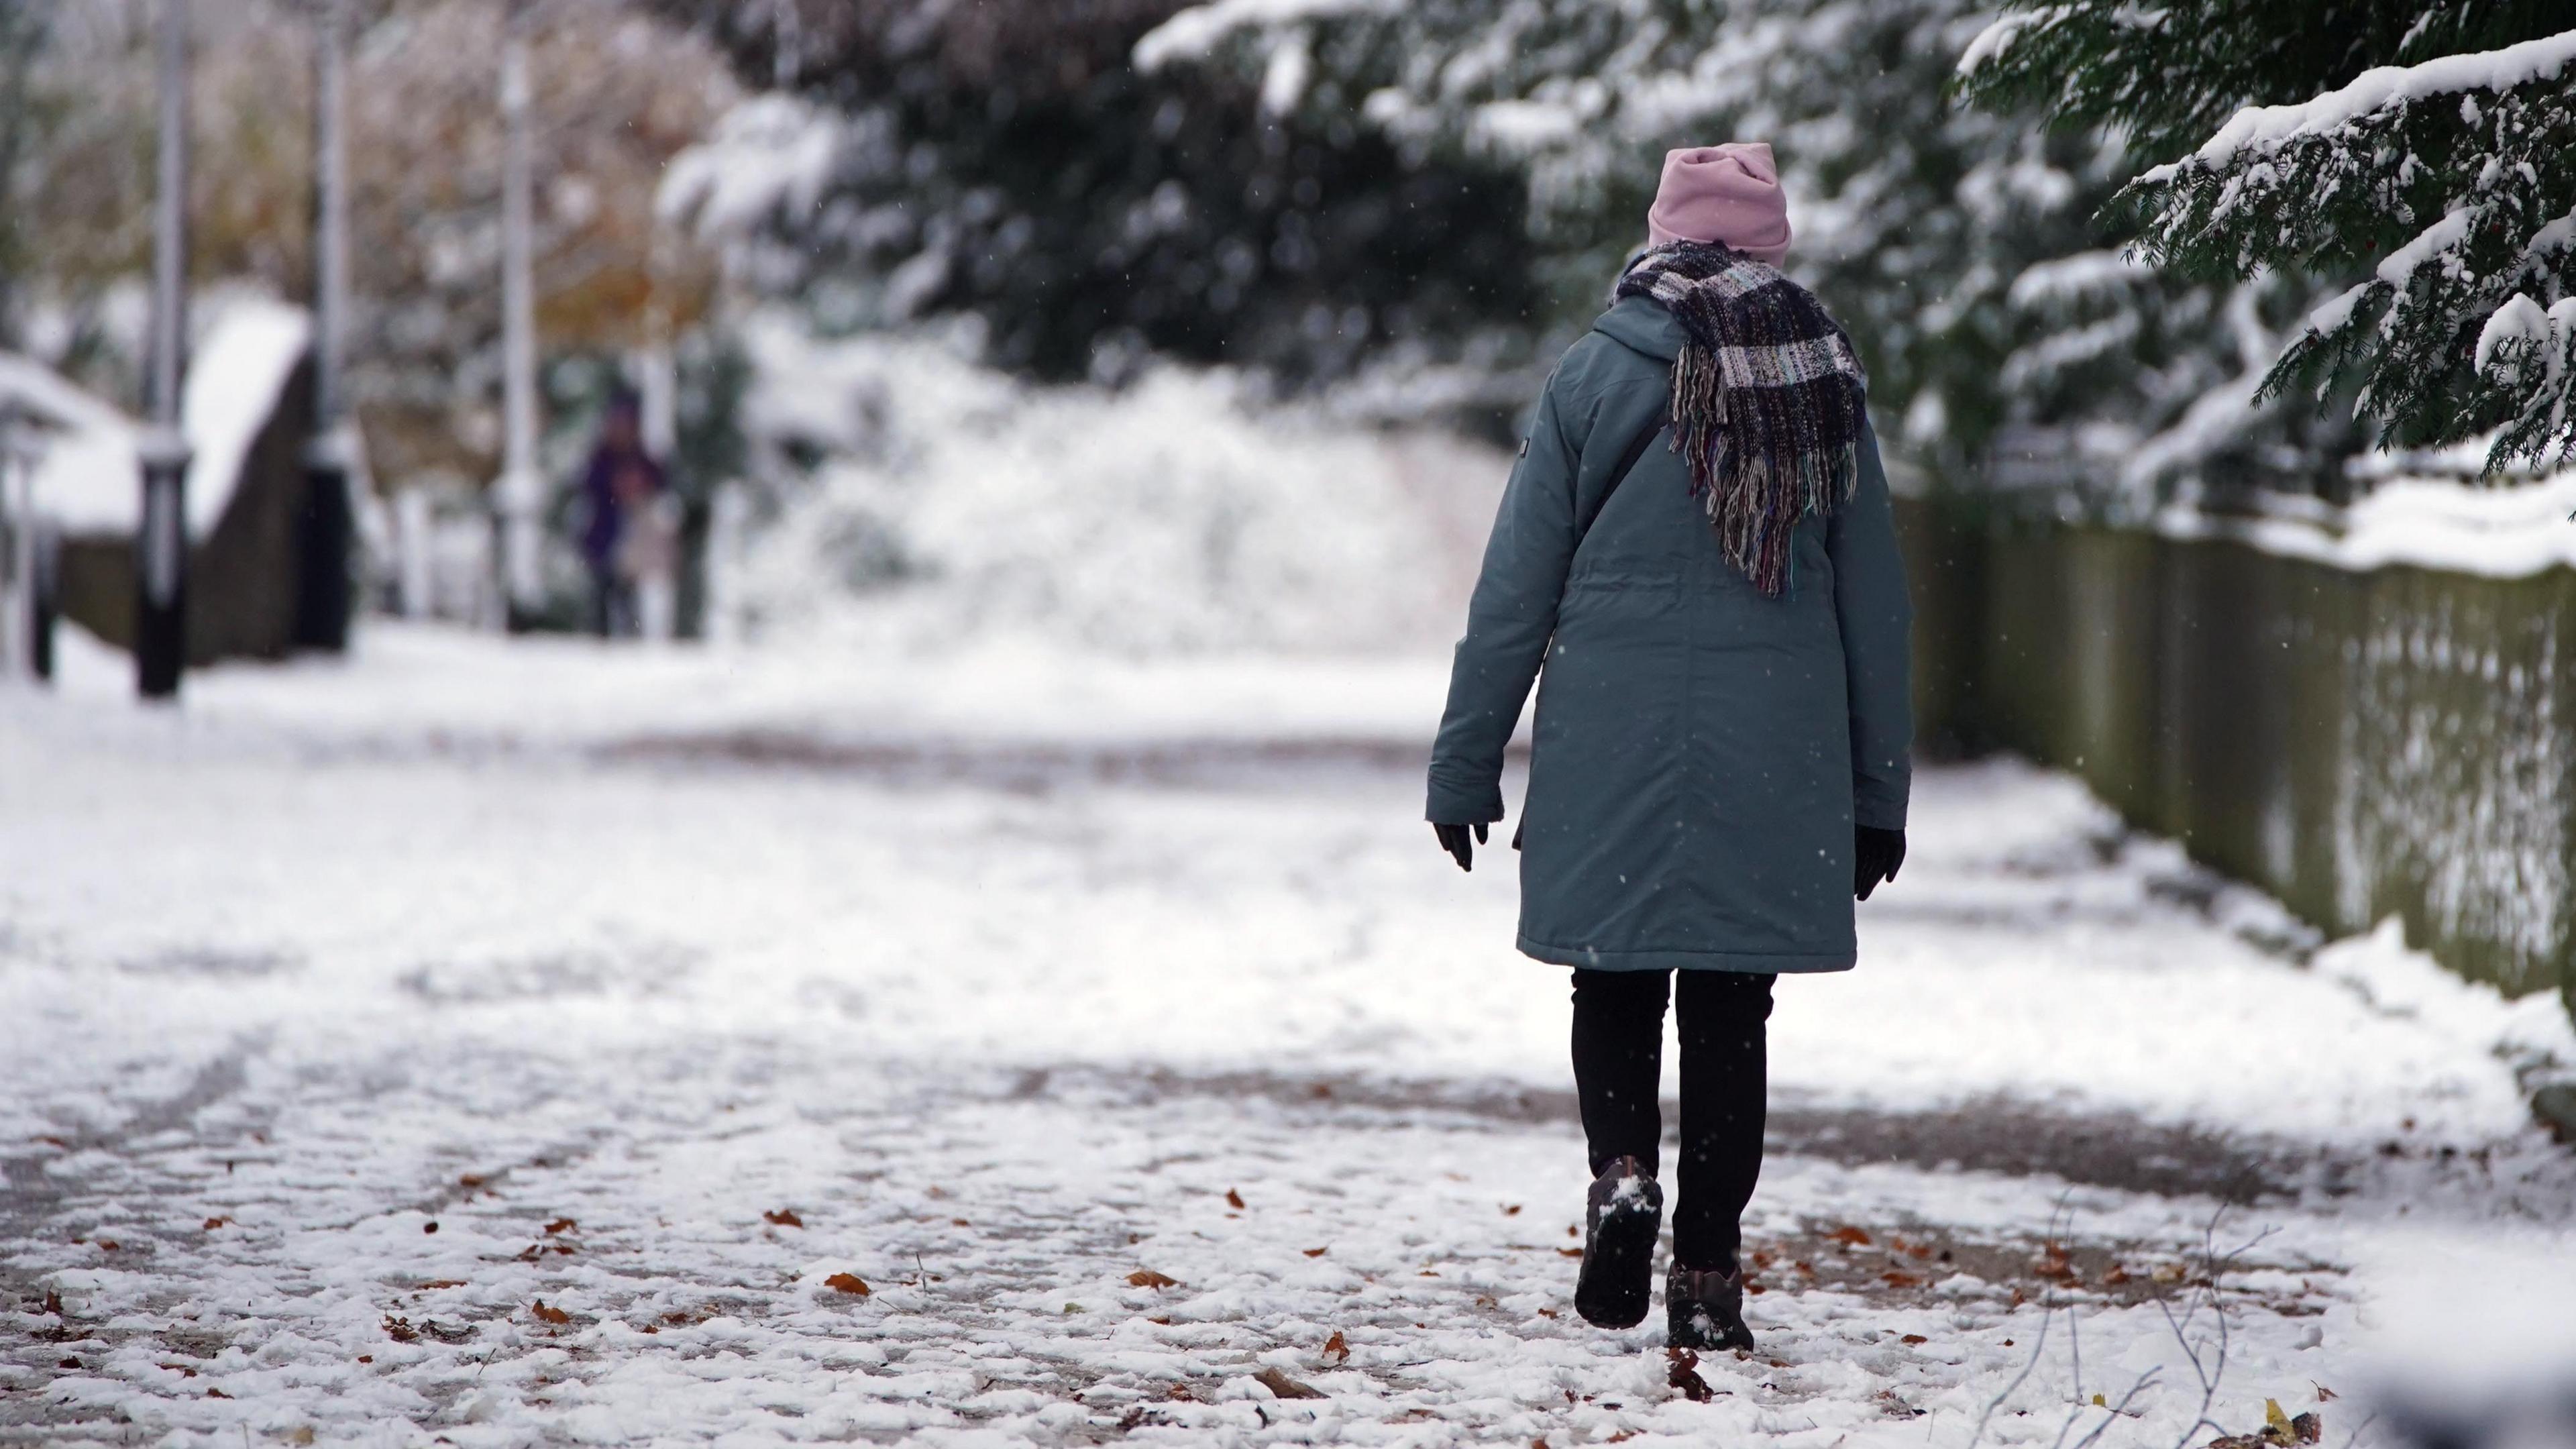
[733,315,1507,655]
[0,353,140,531]
[178,297,310,538]
[2155,462,2576,578]
[7,294,310,540]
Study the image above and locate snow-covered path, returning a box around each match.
[3,630,2572,1447]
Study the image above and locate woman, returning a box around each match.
[578,390,669,638]
[1426,143,1912,1352]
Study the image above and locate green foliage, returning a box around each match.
[1959,1,2576,473]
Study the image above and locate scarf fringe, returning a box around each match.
[1619,243,1868,598]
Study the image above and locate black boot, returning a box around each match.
[1572,1155,1662,1329]
[1666,1263,1757,1352]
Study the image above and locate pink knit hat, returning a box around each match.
[1646,142,1792,264]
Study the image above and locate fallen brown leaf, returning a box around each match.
[458,1174,486,1188]
[202,1217,230,1230]
[1536,1307,1559,1319]
[543,1218,576,1236]
[1901,1334,1927,1345]
[418,1279,466,1290]
[1667,1346,1714,1403]
[158,1362,198,1377]
[1226,1189,1246,1210]
[763,1209,803,1228]
[1827,1226,1872,1247]
[1128,1269,1180,1289]
[382,1316,419,1344]
[824,1273,871,1297]
[1503,1204,1522,1216]
[1558,1247,1585,1258]
[2314,1384,2338,1403]
[1322,1330,1348,1362]
[2102,1265,2132,1286]
[42,1289,62,1316]
[1254,1366,1325,1400]
[1303,1247,1328,1257]
[56,1357,80,1370]
[94,1240,119,1252]
[531,1300,570,1325]
[205,1387,229,1399]
[1883,1271,1923,1288]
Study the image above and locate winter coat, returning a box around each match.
[579,444,667,574]
[1426,294,1913,973]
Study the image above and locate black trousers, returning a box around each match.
[1570,967,1774,1273]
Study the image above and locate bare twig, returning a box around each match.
[1970,1297,2057,1449]
[2067,1369,2163,1449]
[2163,1205,2272,1449]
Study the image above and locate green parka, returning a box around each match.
[1426,294,1913,973]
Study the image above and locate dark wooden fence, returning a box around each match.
[1895,497,2575,1015]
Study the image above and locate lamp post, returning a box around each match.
[136,0,191,699]
[492,0,543,630]
[294,0,352,651]
[0,398,47,683]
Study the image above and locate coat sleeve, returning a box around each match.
[1827,418,1914,830]
[1425,366,1593,824]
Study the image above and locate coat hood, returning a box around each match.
[1591,294,1689,363]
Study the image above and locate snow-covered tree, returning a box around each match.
[1959,2,2576,474]
[646,0,1542,391]
[1138,0,2362,495]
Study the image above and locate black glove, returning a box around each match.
[1854,825,1906,900]
[1432,821,1489,872]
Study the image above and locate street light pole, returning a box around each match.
[492,0,543,630]
[0,400,39,682]
[136,0,191,699]
[294,0,352,651]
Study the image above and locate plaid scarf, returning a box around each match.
[1615,241,1868,597]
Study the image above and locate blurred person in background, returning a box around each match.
[578,388,669,638]
[1426,142,1913,1354]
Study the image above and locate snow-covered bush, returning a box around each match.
[729,315,1503,655]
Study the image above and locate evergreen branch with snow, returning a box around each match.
[2123,34,2576,470]
[1959,0,2576,475]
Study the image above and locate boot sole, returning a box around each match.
[1572,1195,1661,1329]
